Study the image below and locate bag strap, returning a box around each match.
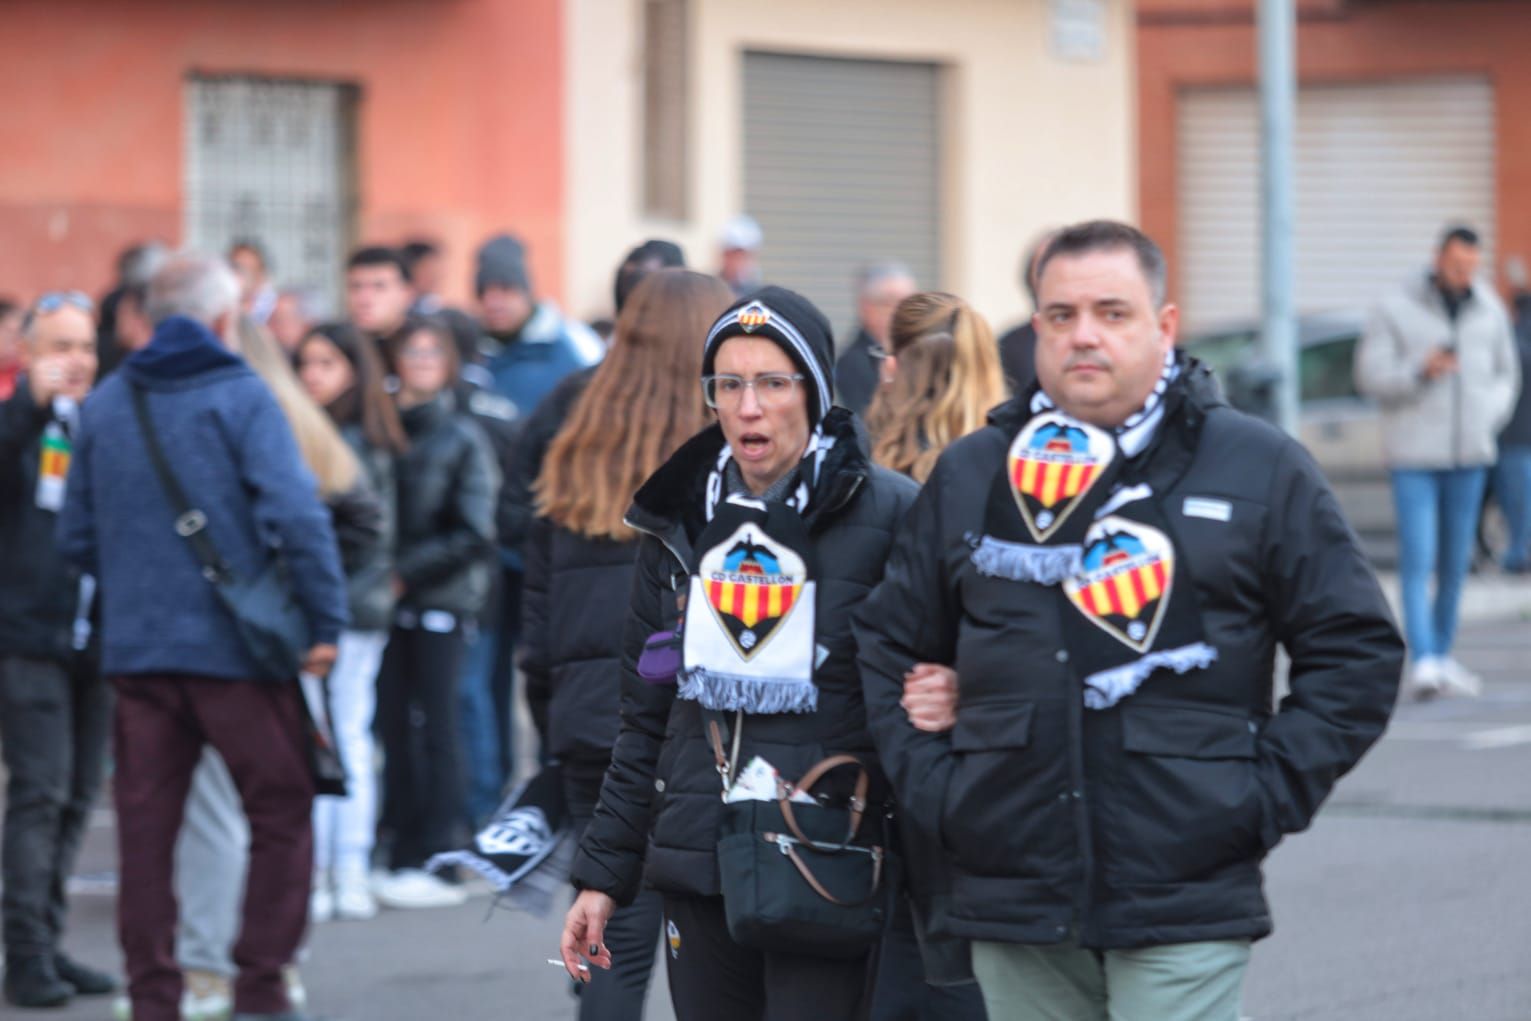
[769,833,884,907]
[128,382,231,583]
[704,708,743,799]
[778,755,870,851]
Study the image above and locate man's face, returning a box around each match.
[28,305,98,402]
[859,275,917,348]
[720,248,757,286]
[1033,248,1176,429]
[231,247,266,306]
[346,264,412,336]
[1436,239,1481,294]
[478,284,533,333]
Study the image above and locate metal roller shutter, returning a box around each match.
[743,51,942,346]
[1177,77,1495,329]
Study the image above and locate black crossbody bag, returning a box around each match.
[705,710,892,959]
[129,383,347,795]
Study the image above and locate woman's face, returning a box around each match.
[395,328,451,398]
[712,337,811,496]
[296,337,356,408]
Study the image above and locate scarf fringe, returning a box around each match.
[968,533,1083,585]
[679,667,819,714]
[1081,642,1219,710]
[425,849,517,891]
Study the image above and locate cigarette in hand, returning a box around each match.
[548,958,590,972]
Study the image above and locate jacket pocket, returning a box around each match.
[942,701,1067,876]
[1104,703,1263,885]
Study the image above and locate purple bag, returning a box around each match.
[637,629,683,685]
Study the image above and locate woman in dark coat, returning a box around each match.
[523,269,731,1020]
[373,319,500,909]
[559,286,918,1020]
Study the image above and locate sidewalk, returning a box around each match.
[1375,570,1531,625]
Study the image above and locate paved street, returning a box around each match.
[14,610,1531,1021]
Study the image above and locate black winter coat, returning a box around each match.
[856,363,1404,950]
[331,424,394,632]
[0,384,92,663]
[521,518,640,782]
[568,408,919,904]
[393,392,501,618]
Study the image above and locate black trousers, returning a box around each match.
[0,656,111,958]
[662,894,872,1021]
[567,771,663,1021]
[376,622,466,870]
[868,895,988,1021]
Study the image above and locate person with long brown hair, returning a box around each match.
[523,269,730,1021]
[865,291,1009,483]
[295,321,408,923]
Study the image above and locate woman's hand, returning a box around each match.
[901,662,959,733]
[560,889,617,982]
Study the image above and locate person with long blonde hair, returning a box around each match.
[865,291,1009,483]
[525,268,730,1020]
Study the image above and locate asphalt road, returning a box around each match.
[17,615,1531,1021]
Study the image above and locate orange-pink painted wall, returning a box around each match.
[0,0,566,306]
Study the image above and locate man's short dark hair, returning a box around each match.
[1439,225,1480,252]
[347,246,412,285]
[228,237,270,271]
[1034,220,1168,307]
[401,239,440,269]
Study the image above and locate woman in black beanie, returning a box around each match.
[560,287,918,1018]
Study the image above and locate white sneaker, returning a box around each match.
[1409,656,1445,699]
[1438,657,1483,697]
[283,964,307,1010]
[333,863,379,920]
[310,870,335,923]
[373,868,468,910]
[182,969,233,1021]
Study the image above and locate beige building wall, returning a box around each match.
[564,0,1136,329]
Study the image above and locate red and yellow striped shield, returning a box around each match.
[737,302,771,333]
[705,578,802,630]
[1007,414,1115,542]
[1063,516,1175,653]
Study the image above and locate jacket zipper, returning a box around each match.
[1064,647,1094,944]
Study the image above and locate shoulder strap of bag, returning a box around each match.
[128,382,231,583]
[778,755,869,851]
[704,707,743,799]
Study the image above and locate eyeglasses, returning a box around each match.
[702,372,805,409]
[34,291,94,315]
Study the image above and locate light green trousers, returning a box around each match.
[970,938,1251,1021]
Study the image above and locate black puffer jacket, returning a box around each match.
[335,423,396,632]
[569,408,919,904]
[0,384,92,663]
[856,361,1404,950]
[394,391,501,617]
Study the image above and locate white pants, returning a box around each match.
[312,629,387,876]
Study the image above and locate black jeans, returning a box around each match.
[567,769,663,1021]
[0,656,110,958]
[377,621,467,870]
[662,894,872,1021]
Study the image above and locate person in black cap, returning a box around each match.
[560,286,919,1019]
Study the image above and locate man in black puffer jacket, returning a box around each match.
[857,221,1404,1020]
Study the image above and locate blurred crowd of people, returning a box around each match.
[0,212,1522,1021]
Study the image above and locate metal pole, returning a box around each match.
[1259,0,1299,435]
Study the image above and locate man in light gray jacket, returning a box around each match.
[1355,225,1520,698]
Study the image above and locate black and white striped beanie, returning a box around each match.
[701,285,835,426]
